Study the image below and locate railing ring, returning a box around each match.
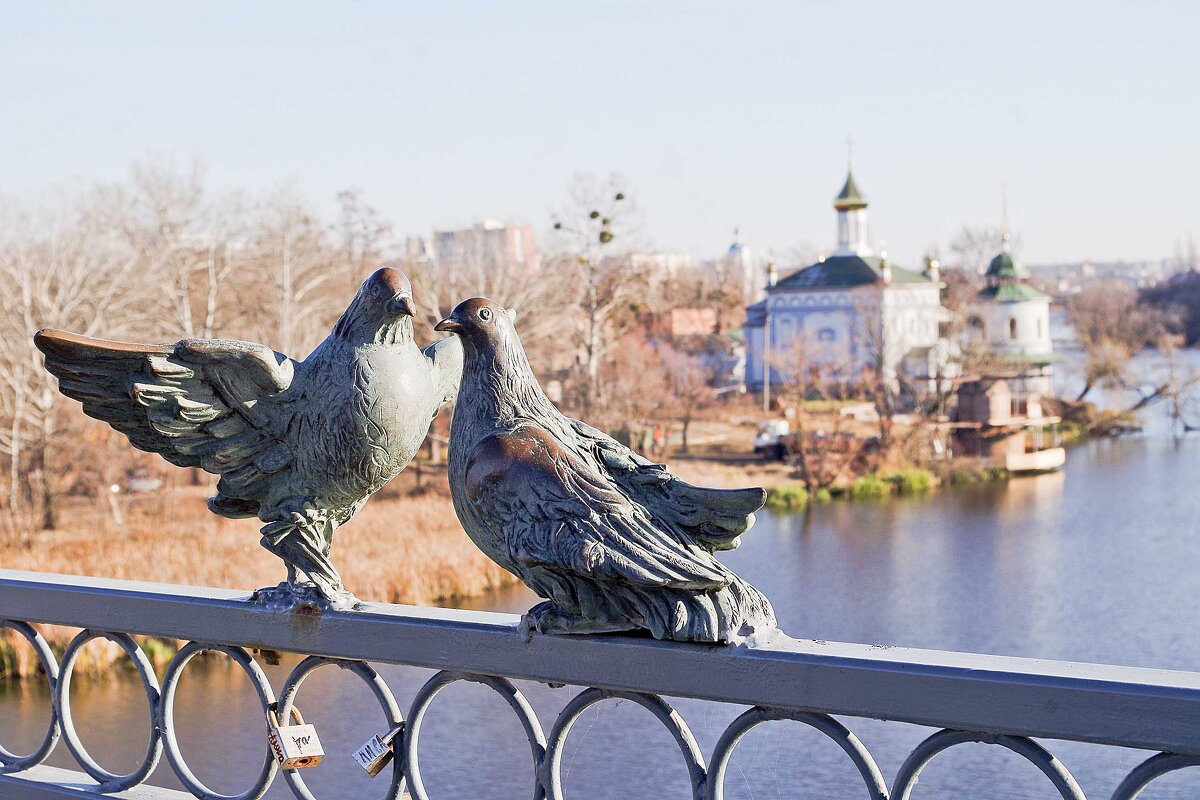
[544,688,707,800]
[891,729,1086,800]
[276,656,405,800]
[0,620,60,773]
[159,642,278,800]
[1111,752,1200,800]
[55,629,162,791]
[404,670,547,800]
[705,706,888,800]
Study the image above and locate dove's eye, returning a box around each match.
[478,307,493,322]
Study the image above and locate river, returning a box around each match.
[3,354,1200,798]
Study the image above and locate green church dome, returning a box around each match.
[985,250,1029,280]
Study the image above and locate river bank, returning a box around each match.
[0,472,516,680]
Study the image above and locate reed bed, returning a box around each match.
[1,476,517,680]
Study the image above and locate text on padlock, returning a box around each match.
[353,723,404,778]
[268,705,325,770]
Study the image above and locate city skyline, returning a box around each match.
[3,2,1197,266]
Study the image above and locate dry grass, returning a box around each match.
[1,474,513,606]
[1,470,518,679]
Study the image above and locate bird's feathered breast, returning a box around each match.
[289,338,439,499]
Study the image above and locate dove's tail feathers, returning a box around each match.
[618,573,777,642]
[208,494,261,519]
[647,479,766,552]
[569,418,766,552]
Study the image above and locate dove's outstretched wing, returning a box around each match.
[565,418,765,551]
[464,425,729,590]
[422,334,463,407]
[35,330,296,516]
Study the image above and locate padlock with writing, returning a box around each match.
[267,704,325,770]
[352,722,404,778]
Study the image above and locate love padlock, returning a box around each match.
[267,704,325,770]
[352,722,404,778]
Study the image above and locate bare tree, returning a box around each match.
[766,336,864,491]
[550,173,644,417]
[597,333,670,443]
[334,188,394,278]
[1067,281,1166,403]
[101,159,252,341]
[949,225,1019,276]
[0,171,410,530]
[410,251,573,374]
[785,240,820,269]
[248,187,341,357]
[660,344,717,454]
[0,191,143,528]
[1170,233,1198,274]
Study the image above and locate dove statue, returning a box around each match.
[35,267,462,611]
[436,297,777,642]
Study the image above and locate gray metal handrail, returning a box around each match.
[2,568,1199,799]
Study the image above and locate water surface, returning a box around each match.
[4,352,1200,797]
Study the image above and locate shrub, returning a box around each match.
[881,468,934,495]
[848,474,892,499]
[813,488,833,504]
[946,467,983,485]
[765,485,809,511]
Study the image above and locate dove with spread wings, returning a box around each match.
[436,297,777,642]
[35,267,461,611]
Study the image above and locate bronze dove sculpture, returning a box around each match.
[35,267,462,611]
[435,297,777,642]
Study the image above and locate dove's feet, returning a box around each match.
[520,601,637,639]
[250,581,361,614]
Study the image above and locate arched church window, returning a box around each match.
[967,315,985,338]
[1009,318,1018,340]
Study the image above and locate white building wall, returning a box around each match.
[835,208,871,256]
[976,299,1052,358]
[880,284,947,384]
[965,296,1054,395]
[744,282,950,390]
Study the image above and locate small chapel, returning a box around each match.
[966,229,1055,395]
[744,170,952,391]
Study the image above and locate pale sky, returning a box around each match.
[2,1,1197,267]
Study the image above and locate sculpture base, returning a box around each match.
[250,581,360,614]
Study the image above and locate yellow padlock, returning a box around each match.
[267,704,325,770]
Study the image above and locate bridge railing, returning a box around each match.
[1,568,1198,800]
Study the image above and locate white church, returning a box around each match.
[744,170,953,391]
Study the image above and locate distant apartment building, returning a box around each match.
[431,220,539,272]
[1034,259,1171,294]
[602,252,693,286]
[402,235,434,267]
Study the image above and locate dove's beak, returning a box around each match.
[388,294,417,317]
[434,316,462,334]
